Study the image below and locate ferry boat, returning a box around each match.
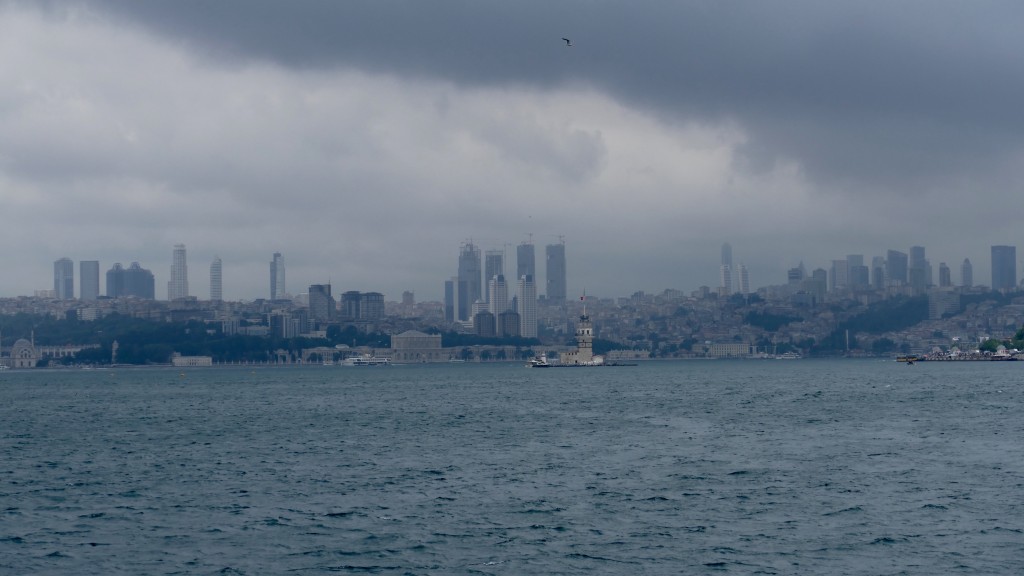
[340,355,391,366]
[527,354,552,368]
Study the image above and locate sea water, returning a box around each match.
[2,360,1022,574]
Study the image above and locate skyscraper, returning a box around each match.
[488,274,509,315]
[484,250,504,304]
[991,245,1017,291]
[107,262,155,299]
[308,284,335,322]
[719,265,732,296]
[516,241,535,284]
[886,250,908,287]
[270,252,286,300]
[517,274,537,338]
[210,256,222,301]
[871,256,886,290]
[53,257,74,300]
[720,243,733,295]
[938,262,951,288]
[545,241,567,303]
[80,260,100,301]
[737,264,749,295]
[908,245,930,293]
[961,258,973,287]
[167,244,189,300]
[457,242,482,322]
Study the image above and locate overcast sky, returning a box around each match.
[3,1,1023,301]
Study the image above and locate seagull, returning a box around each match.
[562,37,573,47]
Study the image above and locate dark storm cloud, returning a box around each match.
[85,0,1024,192]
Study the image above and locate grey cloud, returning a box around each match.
[82,0,1024,193]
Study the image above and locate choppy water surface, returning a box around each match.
[2,360,1023,574]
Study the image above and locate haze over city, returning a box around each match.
[3,1,1023,301]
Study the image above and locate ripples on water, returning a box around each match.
[2,360,1023,574]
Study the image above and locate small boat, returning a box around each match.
[527,354,552,368]
[775,352,802,360]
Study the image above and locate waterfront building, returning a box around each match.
[961,258,973,288]
[516,241,535,285]
[53,257,74,300]
[991,245,1017,292]
[517,274,538,338]
[167,244,189,301]
[458,242,481,322]
[210,256,222,301]
[560,304,598,365]
[390,330,444,363]
[545,241,567,303]
[270,252,286,300]
[80,260,100,301]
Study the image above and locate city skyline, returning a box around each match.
[4,3,1024,301]
[33,239,1024,304]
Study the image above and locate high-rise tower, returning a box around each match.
[517,274,537,338]
[516,241,535,284]
[545,241,567,303]
[961,258,973,287]
[168,244,189,300]
[270,252,286,300]
[53,257,74,300]
[457,242,482,322]
[80,260,100,301]
[210,256,222,301]
[488,274,509,315]
[886,250,908,287]
[991,245,1017,291]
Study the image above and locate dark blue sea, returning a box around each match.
[2,360,1023,575]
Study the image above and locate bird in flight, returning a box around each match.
[562,37,573,47]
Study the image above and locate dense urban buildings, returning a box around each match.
[167,244,189,301]
[53,258,74,300]
[80,260,100,301]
